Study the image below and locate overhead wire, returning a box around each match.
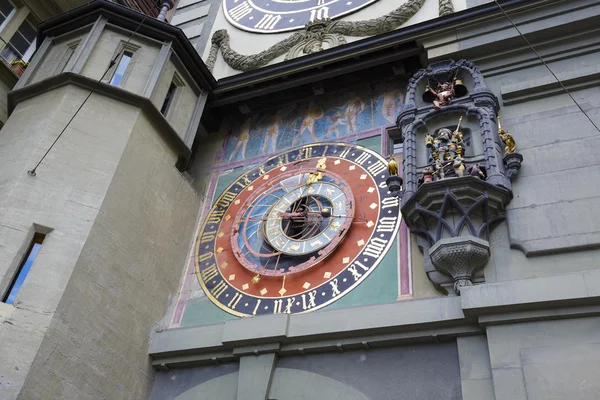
[494,0,600,134]
[27,0,165,176]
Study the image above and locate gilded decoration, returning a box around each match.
[206,0,458,72]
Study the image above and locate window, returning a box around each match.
[161,82,177,115]
[0,18,36,63]
[160,73,185,117]
[55,40,80,74]
[109,50,133,86]
[387,127,403,155]
[0,0,14,27]
[2,233,45,305]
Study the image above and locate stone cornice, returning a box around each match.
[7,72,192,170]
[149,269,600,369]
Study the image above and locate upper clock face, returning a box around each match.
[223,0,379,34]
[195,143,401,316]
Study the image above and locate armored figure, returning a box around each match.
[433,128,452,161]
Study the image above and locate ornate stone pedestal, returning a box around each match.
[396,59,522,295]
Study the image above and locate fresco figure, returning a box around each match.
[263,105,296,154]
[382,88,404,124]
[344,92,365,134]
[324,111,346,139]
[228,118,252,161]
[292,101,324,146]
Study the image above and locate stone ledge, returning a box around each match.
[149,296,474,367]
[461,270,600,316]
[6,72,193,170]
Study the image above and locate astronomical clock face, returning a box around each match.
[224,0,379,33]
[195,143,401,316]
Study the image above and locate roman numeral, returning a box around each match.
[284,297,295,314]
[217,191,237,208]
[252,299,262,315]
[367,161,387,176]
[200,230,216,243]
[211,281,228,299]
[198,252,214,263]
[302,291,317,310]
[348,261,369,281]
[298,146,313,160]
[330,279,341,297]
[355,152,371,165]
[277,154,289,166]
[273,299,283,314]
[201,263,219,281]
[230,1,252,21]
[339,148,351,159]
[234,175,252,190]
[363,237,388,258]
[376,217,397,233]
[254,13,281,30]
[207,209,225,224]
[309,6,329,21]
[381,196,400,209]
[228,292,243,309]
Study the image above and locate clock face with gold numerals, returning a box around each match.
[195,143,401,316]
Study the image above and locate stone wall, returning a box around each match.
[17,110,201,399]
[0,86,140,399]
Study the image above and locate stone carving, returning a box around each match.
[422,116,467,183]
[439,0,455,16]
[397,59,523,295]
[429,236,490,294]
[207,0,459,72]
[285,19,347,61]
[497,116,524,180]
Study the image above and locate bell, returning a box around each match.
[454,79,468,97]
[422,88,436,103]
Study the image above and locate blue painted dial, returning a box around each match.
[223,0,379,33]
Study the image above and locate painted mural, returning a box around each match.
[219,79,405,164]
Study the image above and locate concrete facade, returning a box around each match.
[0,3,214,399]
[1,0,600,399]
[149,0,600,399]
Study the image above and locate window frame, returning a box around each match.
[103,41,141,88]
[161,72,185,119]
[2,232,45,305]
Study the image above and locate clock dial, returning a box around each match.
[224,0,379,33]
[195,143,401,316]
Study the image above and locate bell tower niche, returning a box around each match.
[396,59,523,295]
